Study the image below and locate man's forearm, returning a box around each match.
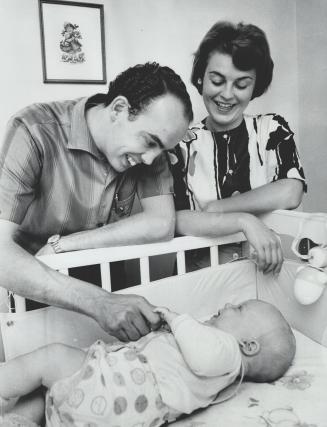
[205,179,304,215]
[56,195,176,253]
[58,210,175,253]
[0,239,107,317]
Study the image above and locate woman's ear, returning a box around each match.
[109,96,130,120]
[239,339,261,356]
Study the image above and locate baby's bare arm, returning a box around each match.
[0,343,86,399]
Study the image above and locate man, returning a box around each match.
[0,62,193,343]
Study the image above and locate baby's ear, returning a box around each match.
[239,339,261,356]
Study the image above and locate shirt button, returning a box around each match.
[223,134,228,139]
[119,207,124,212]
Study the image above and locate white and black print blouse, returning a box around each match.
[170,113,306,211]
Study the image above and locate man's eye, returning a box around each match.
[147,140,157,148]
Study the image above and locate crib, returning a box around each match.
[1,209,327,426]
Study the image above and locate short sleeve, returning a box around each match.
[136,152,173,199]
[264,114,307,191]
[168,144,190,211]
[0,118,42,224]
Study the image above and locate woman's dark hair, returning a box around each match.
[191,21,274,100]
[97,62,193,122]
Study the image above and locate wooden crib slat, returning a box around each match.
[210,246,219,266]
[13,295,26,313]
[176,251,186,275]
[100,263,111,292]
[140,257,150,284]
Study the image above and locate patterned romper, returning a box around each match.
[45,341,173,427]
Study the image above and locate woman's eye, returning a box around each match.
[212,80,224,86]
[235,84,248,90]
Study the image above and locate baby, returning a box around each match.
[0,299,295,427]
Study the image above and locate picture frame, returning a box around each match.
[39,0,107,84]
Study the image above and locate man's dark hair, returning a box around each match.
[191,21,274,100]
[99,62,193,122]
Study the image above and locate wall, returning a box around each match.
[296,0,327,213]
[0,0,298,139]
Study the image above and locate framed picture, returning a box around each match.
[39,0,107,84]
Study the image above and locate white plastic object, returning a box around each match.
[308,247,327,269]
[294,265,327,305]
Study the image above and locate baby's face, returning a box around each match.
[206,299,278,341]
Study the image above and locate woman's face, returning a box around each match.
[202,51,256,131]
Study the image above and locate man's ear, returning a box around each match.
[109,96,130,120]
[239,339,261,356]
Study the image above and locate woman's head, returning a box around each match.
[192,21,274,100]
[191,22,273,131]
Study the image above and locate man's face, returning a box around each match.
[99,94,189,173]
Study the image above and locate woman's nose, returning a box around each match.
[220,83,234,100]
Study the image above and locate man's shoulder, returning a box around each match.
[10,97,84,128]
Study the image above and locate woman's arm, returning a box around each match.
[204,179,303,215]
[176,210,283,274]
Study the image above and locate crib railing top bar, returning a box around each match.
[38,233,245,270]
[37,210,327,271]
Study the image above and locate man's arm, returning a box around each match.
[0,220,160,341]
[38,194,175,255]
[176,210,283,274]
[204,179,303,215]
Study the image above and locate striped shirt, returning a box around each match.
[171,113,306,211]
[0,97,173,254]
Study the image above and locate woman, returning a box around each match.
[172,21,306,274]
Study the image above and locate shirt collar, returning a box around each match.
[68,97,104,160]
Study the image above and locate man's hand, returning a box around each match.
[93,293,161,342]
[239,214,283,275]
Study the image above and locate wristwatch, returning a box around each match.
[47,234,63,254]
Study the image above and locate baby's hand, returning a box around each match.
[154,307,179,325]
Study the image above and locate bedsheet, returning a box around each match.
[173,329,327,427]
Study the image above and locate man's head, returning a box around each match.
[87,62,193,172]
[207,299,296,382]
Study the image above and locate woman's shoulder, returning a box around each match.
[244,113,292,129]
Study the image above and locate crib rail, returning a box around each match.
[9,209,327,312]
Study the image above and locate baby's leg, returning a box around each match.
[0,343,86,400]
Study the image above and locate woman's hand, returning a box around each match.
[238,213,283,275]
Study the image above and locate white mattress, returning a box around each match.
[173,329,327,426]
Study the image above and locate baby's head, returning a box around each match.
[206,299,296,382]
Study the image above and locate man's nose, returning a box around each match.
[141,148,161,165]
